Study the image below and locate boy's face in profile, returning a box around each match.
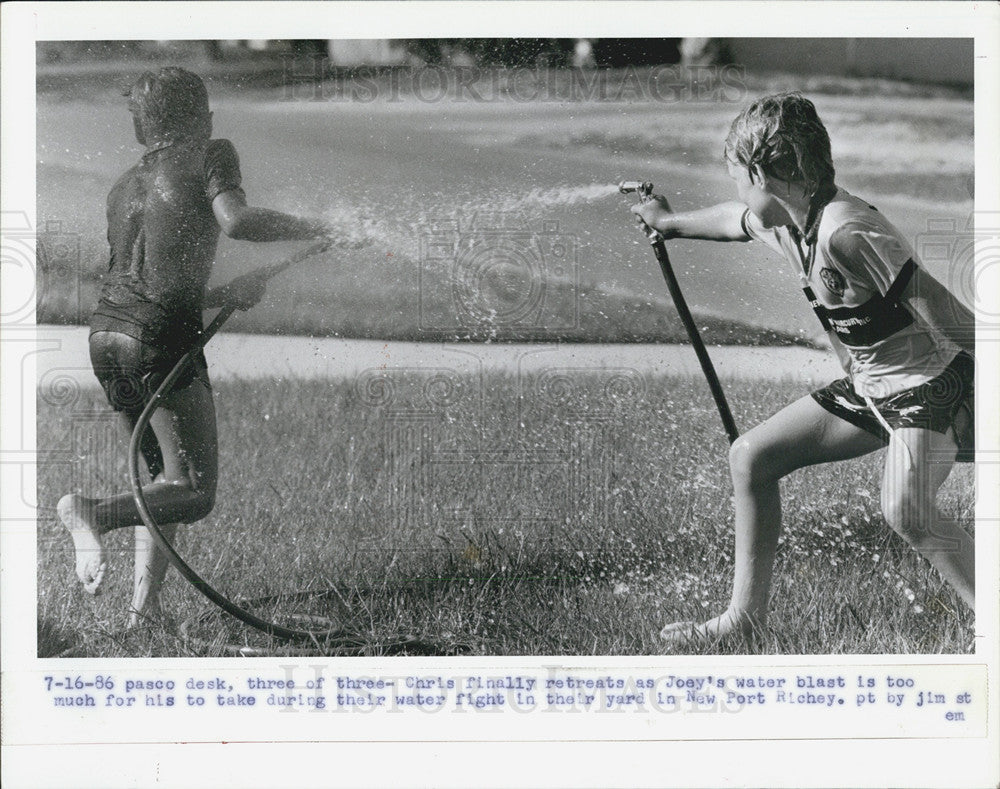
[727,158,790,229]
[131,112,147,146]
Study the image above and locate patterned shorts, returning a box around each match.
[811,351,975,462]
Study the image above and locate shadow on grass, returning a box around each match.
[173,538,660,657]
[38,614,193,659]
[37,616,77,658]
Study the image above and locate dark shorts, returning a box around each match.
[89,330,211,414]
[811,351,975,462]
[89,331,211,479]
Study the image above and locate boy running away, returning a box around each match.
[58,67,335,626]
[632,93,975,644]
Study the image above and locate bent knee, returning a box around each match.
[729,436,782,488]
[165,480,216,523]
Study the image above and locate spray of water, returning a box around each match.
[314,183,621,251]
[288,182,631,305]
[316,203,383,250]
[431,183,622,226]
[272,183,638,337]
[484,182,622,211]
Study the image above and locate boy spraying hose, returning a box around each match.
[57,68,340,627]
[630,93,975,644]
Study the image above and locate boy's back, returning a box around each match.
[60,66,337,628]
[93,137,243,350]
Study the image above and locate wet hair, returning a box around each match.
[124,67,210,142]
[724,93,835,194]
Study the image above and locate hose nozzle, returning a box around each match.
[618,180,654,198]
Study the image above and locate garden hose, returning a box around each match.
[126,241,361,645]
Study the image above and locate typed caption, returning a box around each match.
[33,664,986,738]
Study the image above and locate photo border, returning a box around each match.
[3,3,998,787]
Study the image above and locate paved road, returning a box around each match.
[30,326,843,390]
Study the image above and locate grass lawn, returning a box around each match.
[35,238,808,347]
[37,372,974,657]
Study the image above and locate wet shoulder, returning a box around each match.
[204,138,240,171]
[139,139,223,203]
[107,162,142,200]
[106,161,145,220]
[203,138,243,201]
[207,137,237,155]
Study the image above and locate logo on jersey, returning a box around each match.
[819,267,847,297]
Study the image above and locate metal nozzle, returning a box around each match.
[618,180,654,197]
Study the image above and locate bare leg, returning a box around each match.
[129,467,180,627]
[662,394,884,643]
[881,427,974,608]
[94,378,218,528]
[59,377,217,595]
[129,519,179,627]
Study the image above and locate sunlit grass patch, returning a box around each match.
[37,373,974,657]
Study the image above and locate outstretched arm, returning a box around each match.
[206,190,334,310]
[631,198,751,242]
[212,189,330,242]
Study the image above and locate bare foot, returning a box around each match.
[660,609,761,644]
[127,600,174,630]
[57,493,106,594]
[129,522,178,629]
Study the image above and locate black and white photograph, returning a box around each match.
[3,3,999,788]
[31,35,980,657]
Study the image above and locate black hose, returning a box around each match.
[626,184,740,444]
[126,243,355,644]
[649,237,740,444]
